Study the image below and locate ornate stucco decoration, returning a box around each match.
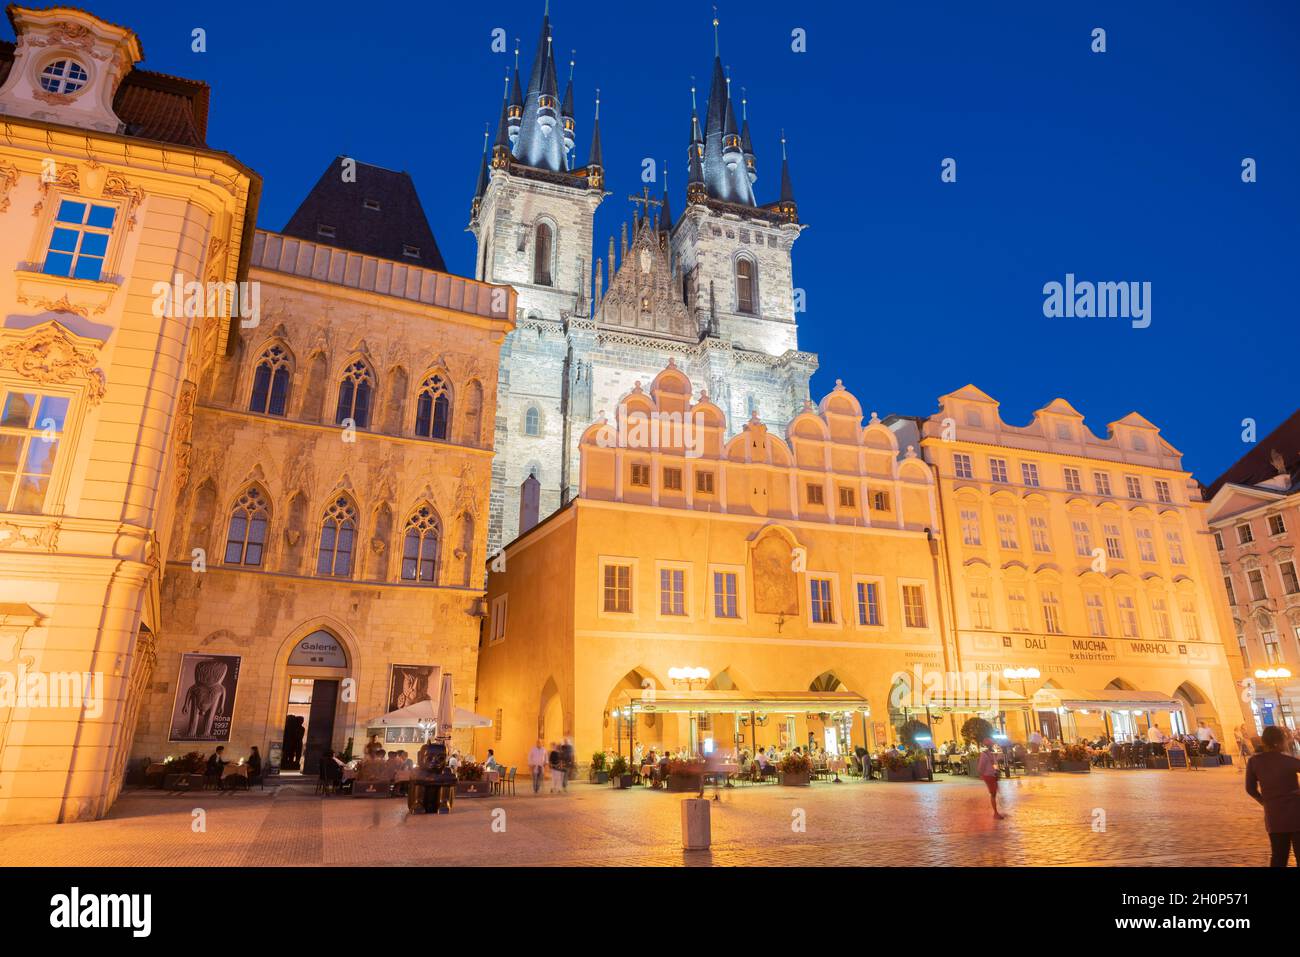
[0,163,19,212]
[32,164,80,218]
[0,520,60,552]
[101,171,145,230]
[0,320,107,404]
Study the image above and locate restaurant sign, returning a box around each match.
[969,633,1183,663]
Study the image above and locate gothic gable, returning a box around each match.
[597,216,695,340]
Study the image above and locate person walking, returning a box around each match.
[1244,725,1300,867]
[527,739,547,794]
[560,738,575,793]
[1234,724,1252,773]
[979,737,1005,820]
[547,742,564,794]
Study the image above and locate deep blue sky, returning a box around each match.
[28,1,1297,483]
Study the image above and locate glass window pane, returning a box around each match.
[87,205,117,228]
[36,396,69,432]
[13,473,49,511]
[0,472,14,507]
[0,435,21,469]
[245,542,263,566]
[79,231,109,257]
[1,393,36,427]
[224,541,244,563]
[42,251,74,277]
[48,227,79,252]
[21,437,56,476]
[55,200,87,224]
[73,255,105,281]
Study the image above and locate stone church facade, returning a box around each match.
[470,11,816,551]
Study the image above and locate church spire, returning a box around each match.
[697,12,755,205]
[471,122,491,224]
[561,50,576,157]
[587,88,604,190]
[777,130,798,222]
[740,87,757,186]
[513,6,568,172]
[659,161,673,234]
[508,38,523,144]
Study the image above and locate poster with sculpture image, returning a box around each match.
[168,653,242,742]
[387,664,437,714]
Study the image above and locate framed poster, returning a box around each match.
[386,664,438,714]
[168,653,241,743]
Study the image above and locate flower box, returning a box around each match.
[1145,755,1169,770]
[614,773,636,789]
[1057,760,1090,773]
[911,759,931,781]
[780,770,810,787]
[454,780,492,797]
[163,773,205,791]
[591,770,610,784]
[884,767,913,783]
[668,773,702,793]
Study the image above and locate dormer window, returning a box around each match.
[39,59,88,95]
[317,224,336,239]
[363,199,381,211]
[402,244,420,259]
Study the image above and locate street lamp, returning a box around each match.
[1004,667,1041,735]
[1255,667,1293,729]
[668,666,710,690]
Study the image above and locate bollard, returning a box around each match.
[681,797,711,850]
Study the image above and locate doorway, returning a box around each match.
[281,677,340,775]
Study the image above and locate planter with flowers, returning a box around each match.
[162,752,207,791]
[609,755,636,789]
[454,761,492,796]
[589,751,610,784]
[667,758,705,792]
[779,753,812,786]
[1056,744,1091,773]
[879,749,913,783]
[908,750,932,781]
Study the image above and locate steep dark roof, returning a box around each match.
[281,157,446,272]
[1204,409,1300,500]
[0,39,209,146]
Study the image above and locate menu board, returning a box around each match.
[1167,748,1188,769]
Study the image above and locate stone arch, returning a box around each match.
[189,477,218,557]
[1172,680,1217,736]
[460,378,484,446]
[601,666,662,752]
[538,676,565,744]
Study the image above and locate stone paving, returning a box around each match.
[0,765,1274,867]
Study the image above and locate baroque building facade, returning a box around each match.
[470,11,815,552]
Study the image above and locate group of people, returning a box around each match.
[526,739,575,794]
[203,745,261,789]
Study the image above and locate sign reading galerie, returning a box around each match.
[168,653,241,742]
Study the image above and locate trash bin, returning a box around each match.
[681,797,711,850]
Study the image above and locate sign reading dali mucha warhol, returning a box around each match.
[168,653,242,743]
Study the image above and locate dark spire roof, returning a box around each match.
[659,183,673,232]
[474,126,490,199]
[780,135,795,203]
[561,77,574,117]
[493,89,511,150]
[283,157,446,272]
[526,12,550,95]
[509,64,523,110]
[589,111,603,169]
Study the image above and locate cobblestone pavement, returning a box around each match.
[0,766,1274,867]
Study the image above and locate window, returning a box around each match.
[533,222,553,286]
[969,584,992,629]
[402,244,420,259]
[39,58,88,94]
[1056,422,1074,441]
[1154,479,1173,504]
[1021,462,1040,487]
[713,571,739,618]
[966,409,984,428]
[1117,595,1139,638]
[316,496,358,577]
[856,581,881,626]
[1094,472,1112,496]
[663,467,683,491]
[1165,529,1185,565]
[960,508,982,546]
[317,223,336,239]
[871,490,890,512]
[1064,467,1082,493]
[1135,526,1156,562]
[414,374,451,440]
[1237,626,1250,669]
[997,512,1019,549]
[902,584,928,628]
[489,595,507,643]
[838,486,856,508]
[1224,575,1237,605]
[223,487,268,566]
[1103,522,1124,560]
[1007,587,1029,631]
[806,483,824,505]
[249,345,292,416]
[695,470,715,494]
[1124,475,1143,500]
[524,406,541,436]
[1263,627,1282,665]
[401,506,440,583]
[1071,519,1093,557]
[603,563,632,612]
[1041,589,1063,634]
[1151,597,1173,641]
[1269,514,1288,537]
[1029,514,1052,553]
[1180,597,1201,641]
[659,568,686,616]
[1280,560,1299,595]
[363,198,381,211]
[953,453,973,479]
[1132,433,1148,452]
[335,361,374,429]
[810,578,834,624]
[1237,523,1254,545]
[735,257,756,313]
[630,463,650,487]
[42,199,116,281]
[0,390,68,512]
[989,458,1009,483]
[1085,593,1108,637]
[1248,569,1268,602]
[1214,531,1224,552]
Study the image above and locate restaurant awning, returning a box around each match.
[615,689,870,715]
[1030,688,1184,713]
[920,689,1029,711]
[365,699,493,729]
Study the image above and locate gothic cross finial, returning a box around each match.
[713,5,720,57]
[781,128,787,160]
[690,76,698,110]
[594,87,601,119]
[569,49,576,81]
[628,185,662,217]
[514,38,520,69]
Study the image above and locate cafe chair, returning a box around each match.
[504,767,517,796]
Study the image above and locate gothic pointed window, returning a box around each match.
[317,496,358,577]
[335,360,374,429]
[534,222,553,286]
[401,505,441,583]
[249,344,292,416]
[735,257,756,314]
[224,486,269,566]
[414,374,452,440]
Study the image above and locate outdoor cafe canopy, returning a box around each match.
[366,699,494,729]
[615,689,870,715]
[1030,688,1184,713]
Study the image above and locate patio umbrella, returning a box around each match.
[365,699,492,729]
[436,673,455,740]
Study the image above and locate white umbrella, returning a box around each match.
[365,698,492,729]
[436,673,455,739]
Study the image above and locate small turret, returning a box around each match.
[740,88,757,185]
[777,130,797,223]
[561,50,576,157]
[508,40,523,144]
[587,88,604,190]
[471,123,490,224]
[659,161,673,234]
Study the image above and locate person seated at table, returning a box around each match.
[206,746,227,789]
[484,749,499,770]
[245,746,262,781]
[447,750,461,771]
[398,750,413,770]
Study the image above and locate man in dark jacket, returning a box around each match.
[1245,725,1300,867]
[206,746,226,789]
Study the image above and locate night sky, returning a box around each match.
[23,1,1297,482]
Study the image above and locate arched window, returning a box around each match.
[249,345,291,416]
[735,257,756,314]
[401,505,440,583]
[414,374,452,440]
[524,406,541,437]
[335,360,374,429]
[534,222,553,286]
[224,486,269,566]
[317,496,358,577]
